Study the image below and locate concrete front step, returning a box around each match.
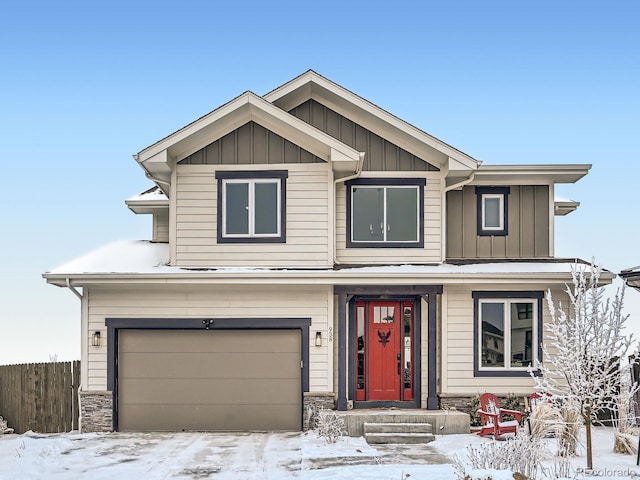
[364,422,432,434]
[365,432,436,444]
[363,422,435,444]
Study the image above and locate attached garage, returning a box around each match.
[107,318,310,432]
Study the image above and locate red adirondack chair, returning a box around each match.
[477,393,523,439]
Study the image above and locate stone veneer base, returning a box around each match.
[79,391,113,433]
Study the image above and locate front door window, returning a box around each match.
[355,300,414,402]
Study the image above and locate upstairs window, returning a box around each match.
[476,187,510,236]
[216,170,287,243]
[346,178,425,248]
[472,291,543,377]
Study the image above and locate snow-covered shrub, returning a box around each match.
[454,431,547,480]
[612,371,639,455]
[528,400,563,440]
[557,400,581,457]
[314,408,346,444]
[540,457,575,480]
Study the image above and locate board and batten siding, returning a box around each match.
[175,163,331,267]
[289,99,442,172]
[447,185,550,259]
[335,172,443,264]
[85,284,333,393]
[440,285,565,396]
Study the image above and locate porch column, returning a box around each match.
[427,293,439,409]
[337,292,348,410]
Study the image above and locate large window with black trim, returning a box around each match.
[473,291,543,376]
[346,178,425,248]
[216,170,287,243]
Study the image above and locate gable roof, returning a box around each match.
[263,70,480,173]
[134,90,363,189]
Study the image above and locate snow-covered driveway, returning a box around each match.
[0,430,455,479]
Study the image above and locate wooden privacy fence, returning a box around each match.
[0,361,80,434]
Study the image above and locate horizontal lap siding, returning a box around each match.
[335,173,442,263]
[176,164,330,267]
[441,286,565,396]
[86,285,332,393]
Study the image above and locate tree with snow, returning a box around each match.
[531,261,637,470]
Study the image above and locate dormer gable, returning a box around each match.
[264,70,479,175]
[134,90,363,192]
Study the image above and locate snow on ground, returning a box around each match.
[0,427,638,479]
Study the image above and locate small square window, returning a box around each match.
[346,178,425,248]
[216,170,287,243]
[476,187,509,236]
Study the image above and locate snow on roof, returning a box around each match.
[127,186,168,202]
[48,240,170,275]
[45,240,601,278]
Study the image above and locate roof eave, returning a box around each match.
[473,164,591,185]
[264,70,479,173]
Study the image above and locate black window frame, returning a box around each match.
[476,186,510,236]
[216,170,287,244]
[472,291,543,377]
[345,178,425,248]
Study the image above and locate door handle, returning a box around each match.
[397,361,401,375]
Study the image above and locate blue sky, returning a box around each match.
[1,1,639,364]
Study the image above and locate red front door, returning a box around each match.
[368,301,401,400]
[355,299,415,402]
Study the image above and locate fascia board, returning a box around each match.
[136,92,359,170]
[44,269,612,287]
[125,200,169,214]
[554,200,580,216]
[265,71,479,171]
[471,165,591,185]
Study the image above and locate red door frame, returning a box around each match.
[355,300,414,402]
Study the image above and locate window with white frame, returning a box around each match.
[473,292,542,376]
[476,187,509,236]
[346,178,425,248]
[216,170,287,243]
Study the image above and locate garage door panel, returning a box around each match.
[117,328,302,432]
[119,404,301,432]
[119,377,300,404]
[119,352,301,379]
[119,329,299,353]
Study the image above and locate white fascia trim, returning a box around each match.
[44,269,615,287]
[125,201,169,214]
[135,92,360,175]
[473,164,591,184]
[264,71,479,171]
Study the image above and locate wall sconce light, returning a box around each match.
[92,331,101,347]
[315,331,322,347]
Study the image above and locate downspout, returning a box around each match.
[333,152,365,266]
[66,278,82,300]
[442,173,475,263]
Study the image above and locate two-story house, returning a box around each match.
[44,71,610,433]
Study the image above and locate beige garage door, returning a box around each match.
[117,329,301,432]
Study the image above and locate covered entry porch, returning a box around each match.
[334,285,442,411]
